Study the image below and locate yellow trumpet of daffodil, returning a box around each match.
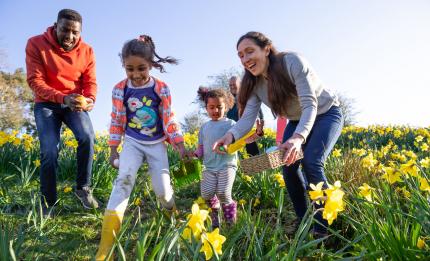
[309,182,325,204]
[183,203,208,240]
[420,157,430,169]
[400,160,419,178]
[381,167,402,184]
[323,181,345,225]
[417,237,427,249]
[358,183,373,202]
[200,228,226,260]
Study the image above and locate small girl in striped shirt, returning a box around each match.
[195,87,262,228]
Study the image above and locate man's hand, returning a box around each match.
[84,97,94,111]
[64,94,94,112]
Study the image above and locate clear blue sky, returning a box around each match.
[1,0,429,132]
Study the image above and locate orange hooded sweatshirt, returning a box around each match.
[25,26,97,104]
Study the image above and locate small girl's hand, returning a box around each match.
[212,132,234,154]
[176,142,187,159]
[109,147,120,169]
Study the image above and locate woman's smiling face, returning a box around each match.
[237,38,270,77]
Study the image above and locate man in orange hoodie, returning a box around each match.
[26,9,99,216]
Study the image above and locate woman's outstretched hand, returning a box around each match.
[278,133,304,166]
[212,132,234,154]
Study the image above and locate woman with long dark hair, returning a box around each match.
[213,31,344,236]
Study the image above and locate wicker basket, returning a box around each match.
[240,149,303,175]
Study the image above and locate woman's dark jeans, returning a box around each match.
[34,102,95,206]
[282,106,343,233]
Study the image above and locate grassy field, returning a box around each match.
[0,126,429,260]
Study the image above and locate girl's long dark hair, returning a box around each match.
[121,35,178,73]
[236,31,297,117]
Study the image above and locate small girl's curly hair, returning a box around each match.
[197,87,235,109]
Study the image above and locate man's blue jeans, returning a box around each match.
[282,105,343,233]
[34,102,95,206]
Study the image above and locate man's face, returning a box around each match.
[54,18,81,51]
[229,78,239,96]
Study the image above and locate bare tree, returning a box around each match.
[336,92,359,126]
[180,109,207,133]
[195,67,242,108]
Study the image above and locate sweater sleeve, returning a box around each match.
[159,84,184,145]
[228,93,261,141]
[108,86,125,146]
[81,47,98,102]
[285,53,318,141]
[25,39,66,104]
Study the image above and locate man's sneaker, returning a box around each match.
[74,186,99,209]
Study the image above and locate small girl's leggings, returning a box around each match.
[106,137,175,213]
[200,167,236,204]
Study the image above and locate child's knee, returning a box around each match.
[113,175,135,196]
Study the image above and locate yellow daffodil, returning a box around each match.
[419,178,430,193]
[400,160,419,178]
[63,186,72,193]
[417,237,427,249]
[253,198,260,207]
[352,148,366,157]
[421,143,429,152]
[134,197,142,206]
[63,128,74,138]
[332,149,341,158]
[415,135,424,143]
[64,139,78,149]
[200,228,226,260]
[309,182,325,204]
[393,129,402,138]
[395,186,411,199]
[185,203,209,240]
[33,159,41,168]
[273,173,285,188]
[361,153,378,169]
[323,181,345,225]
[182,227,193,241]
[420,158,430,169]
[243,175,252,182]
[358,183,373,202]
[238,199,246,205]
[381,167,402,184]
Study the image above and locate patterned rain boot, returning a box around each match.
[208,196,220,229]
[95,210,124,261]
[222,201,237,225]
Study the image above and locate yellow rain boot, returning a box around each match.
[95,210,124,261]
